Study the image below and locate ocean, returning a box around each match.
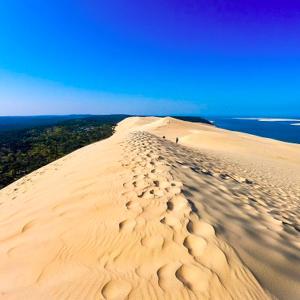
[209,117,300,144]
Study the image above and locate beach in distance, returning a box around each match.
[209,117,300,144]
[0,116,299,300]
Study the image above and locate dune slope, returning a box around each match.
[0,117,299,299]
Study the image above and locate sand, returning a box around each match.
[0,116,299,299]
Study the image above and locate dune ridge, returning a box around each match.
[0,116,299,299]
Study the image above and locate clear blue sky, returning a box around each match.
[0,0,300,116]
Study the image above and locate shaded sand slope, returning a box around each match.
[0,117,299,299]
[130,117,300,299]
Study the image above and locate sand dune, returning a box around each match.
[0,117,299,299]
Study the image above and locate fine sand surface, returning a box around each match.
[0,117,299,299]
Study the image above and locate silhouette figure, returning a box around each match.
[176,137,179,144]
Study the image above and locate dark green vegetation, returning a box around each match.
[0,115,130,132]
[0,114,212,189]
[0,115,129,189]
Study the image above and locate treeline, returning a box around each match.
[0,116,125,189]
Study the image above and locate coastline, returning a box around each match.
[209,117,300,145]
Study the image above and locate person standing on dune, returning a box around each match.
[176,137,179,144]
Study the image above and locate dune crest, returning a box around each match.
[0,117,299,299]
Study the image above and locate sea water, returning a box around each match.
[209,117,300,144]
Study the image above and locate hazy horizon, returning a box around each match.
[1,1,299,116]
[1,114,300,118]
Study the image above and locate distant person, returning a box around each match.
[163,136,166,139]
[176,137,179,144]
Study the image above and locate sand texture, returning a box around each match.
[0,117,299,299]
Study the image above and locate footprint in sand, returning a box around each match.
[153,180,169,189]
[183,235,207,257]
[138,189,155,200]
[21,220,38,233]
[153,188,165,198]
[132,180,150,190]
[175,264,212,293]
[119,219,136,233]
[102,279,131,300]
[170,181,183,188]
[166,186,182,196]
[138,187,165,199]
[167,195,189,213]
[122,182,133,190]
[125,201,143,214]
[186,220,215,240]
[157,262,182,291]
[200,244,229,275]
[141,235,164,249]
[160,214,182,229]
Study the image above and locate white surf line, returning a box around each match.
[234,118,300,122]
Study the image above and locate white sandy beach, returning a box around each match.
[0,117,299,299]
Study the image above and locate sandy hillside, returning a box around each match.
[0,116,299,299]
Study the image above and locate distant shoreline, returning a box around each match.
[210,117,300,145]
[234,117,300,122]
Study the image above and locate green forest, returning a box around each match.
[0,115,211,189]
[0,116,126,189]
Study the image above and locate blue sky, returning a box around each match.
[0,0,300,116]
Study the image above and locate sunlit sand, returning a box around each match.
[0,117,299,299]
